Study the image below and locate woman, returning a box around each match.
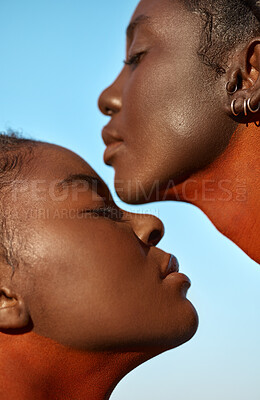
[0,133,198,400]
[98,0,260,263]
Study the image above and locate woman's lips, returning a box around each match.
[102,127,124,164]
[103,141,124,164]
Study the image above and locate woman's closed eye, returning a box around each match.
[80,206,125,222]
[124,51,147,69]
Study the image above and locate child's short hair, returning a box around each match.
[0,132,37,271]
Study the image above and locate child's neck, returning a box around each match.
[0,332,154,400]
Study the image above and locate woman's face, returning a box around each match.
[98,0,236,203]
[7,143,197,351]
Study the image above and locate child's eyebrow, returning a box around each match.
[56,174,103,192]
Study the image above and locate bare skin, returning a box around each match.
[0,143,198,400]
[166,124,260,263]
[98,0,260,263]
[0,332,159,400]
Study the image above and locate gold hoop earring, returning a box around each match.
[231,99,239,116]
[247,98,260,113]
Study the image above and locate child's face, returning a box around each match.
[6,143,197,351]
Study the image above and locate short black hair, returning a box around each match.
[183,0,260,75]
[0,132,38,271]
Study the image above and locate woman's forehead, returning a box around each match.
[132,0,183,20]
[128,0,195,44]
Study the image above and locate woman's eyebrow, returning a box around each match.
[56,174,103,192]
[126,14,150,40]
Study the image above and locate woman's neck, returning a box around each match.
[167,123,260,263]
[0,332,153,400]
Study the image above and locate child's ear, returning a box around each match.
[0,286,30,329]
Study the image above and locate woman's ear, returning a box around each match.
[225,38,260,123]
[0,286,30,329]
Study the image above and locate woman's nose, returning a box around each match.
[129,212,165,247]
[98,81,122,116]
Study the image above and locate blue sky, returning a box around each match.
[0,1,259,399]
